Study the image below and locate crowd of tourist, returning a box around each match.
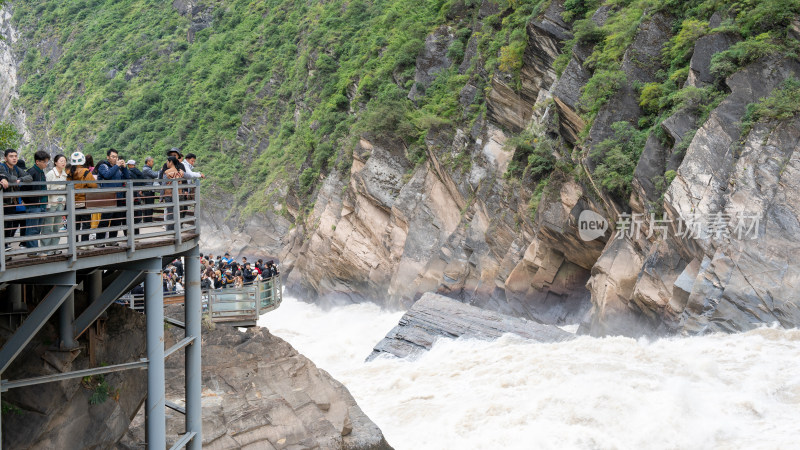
[199,252,280,290]
[129,252,280,295]
[126,253,280,302]
[0,146,204,257]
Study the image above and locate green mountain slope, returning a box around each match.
[10,0,538,215]
[8,0,800,222]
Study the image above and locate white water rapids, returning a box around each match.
[258,298,800,450]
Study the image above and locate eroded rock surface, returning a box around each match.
[2,305,146,450]
[368,292,574,361]
[120,312,392,450]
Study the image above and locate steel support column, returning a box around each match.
[58,292,79,350]
[9,283,23,314]
[88,269,102,304]
[145,258,166,450]
[184,247,203,449]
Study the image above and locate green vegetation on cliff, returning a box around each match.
[8,0,800,222]
[11,0,550,217]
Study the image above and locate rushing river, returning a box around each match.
[258,298,800,450]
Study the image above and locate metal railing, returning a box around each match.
[121,276,283,326]
[207,276,282,325]
[0,178,199,270]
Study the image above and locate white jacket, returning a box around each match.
[46,167,68,206]
[183,161,203,179]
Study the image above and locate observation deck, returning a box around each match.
[0,179,203,450]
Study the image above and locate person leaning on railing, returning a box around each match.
[96,148,131,246]
[1,149,33,247]
[41,154,68,255]
[21,151,50,257]
[141,156,159,223]
[161,155,183,231]
[68,152,98,248]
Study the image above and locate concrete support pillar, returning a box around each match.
[184,247,203,449]
[145,258,166,450]
[58,292,79,350]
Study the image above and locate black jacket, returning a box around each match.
[0,163,32,205]
[128,167,144,179]
[23,165,47,205]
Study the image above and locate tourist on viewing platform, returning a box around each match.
[141,156,159,222]
[242,263,256,284]
[22,151,50,256]
[200,274,211,290]
[160,148,186,177]
[1,149,32,248]
[173,257,184,277]
[252,269,263,282]
[127,160,145,231]
[222,252,234,265]
[255,258,265,274]
[161,156,183,230]
[266,260,279,277]
[182,153,205,179]
[68,152,97,248]
[85,154,95,174]
[41,154,67,254]
[222,269,235,288]
[96,148,131,247]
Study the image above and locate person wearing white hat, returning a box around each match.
[67,151,98,248]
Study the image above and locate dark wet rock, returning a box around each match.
[367,293,574,361]
[687,32,741,87]
[408,27,453,101]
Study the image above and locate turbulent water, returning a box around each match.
[259,298,800,450]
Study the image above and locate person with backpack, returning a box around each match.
[0,149,32,248]
[68,152,98,248]
[95,148,130,247]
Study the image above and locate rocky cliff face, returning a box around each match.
[264,3,603,328]
[119,309,392,449]
[4,0,800,337]
[214,1,800,337]
[1,305,147,449]
[0,6,30,145]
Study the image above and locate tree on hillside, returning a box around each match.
[0,121,21,150]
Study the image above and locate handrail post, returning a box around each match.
[0,189,6,272]
[126,182,135,253]
[172,180,181,244]
[194,179,200,234]
[67,183,77,263]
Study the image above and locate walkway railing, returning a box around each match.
[0,179,199,270]
[122,276,283,327]
[207,276,282,325]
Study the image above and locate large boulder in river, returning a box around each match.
[367,292,574,361]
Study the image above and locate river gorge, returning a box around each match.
[261,297,800,450]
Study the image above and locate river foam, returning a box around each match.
[259,298,800,450]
